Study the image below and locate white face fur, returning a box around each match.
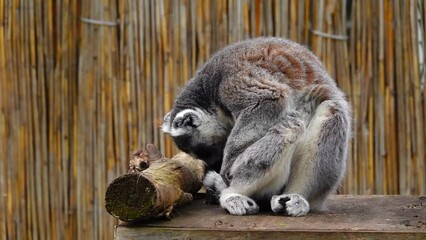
[162,108,233,143]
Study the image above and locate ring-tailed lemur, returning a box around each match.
[162,37,351,216]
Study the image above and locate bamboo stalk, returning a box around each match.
[410,0,425,195]
[0,1,7,237]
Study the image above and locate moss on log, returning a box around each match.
[105,144,205,222]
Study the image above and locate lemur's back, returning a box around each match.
[200,37,345,119]
[211,38,335,87]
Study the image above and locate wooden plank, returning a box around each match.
[115,195,426,239]
[116,228,423,240]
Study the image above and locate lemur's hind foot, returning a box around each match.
[271,194,310,217]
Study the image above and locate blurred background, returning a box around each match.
[1,0,425,239]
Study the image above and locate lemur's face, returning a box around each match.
[161,108,232,172]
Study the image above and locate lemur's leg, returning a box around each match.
[218,105,305,215]
[271,100,350,216]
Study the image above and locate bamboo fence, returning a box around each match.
[0,0,425,240]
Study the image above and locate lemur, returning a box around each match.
[162,37,351,216]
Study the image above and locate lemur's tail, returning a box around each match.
[203,171,228,192]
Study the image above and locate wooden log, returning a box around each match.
[105,144,205,222]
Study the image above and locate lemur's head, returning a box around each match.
[161,107,233,172]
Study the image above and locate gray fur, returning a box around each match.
[161,37,351,216]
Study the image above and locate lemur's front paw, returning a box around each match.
[271,194,309,217]
[203,171,228,192]
[220,193,259,215]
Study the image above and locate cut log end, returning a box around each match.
[105,173,157,222]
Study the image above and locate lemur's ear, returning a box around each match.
[161,109,202,136]
[172,109,201,128]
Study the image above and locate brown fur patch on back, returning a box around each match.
[242,42,325,91]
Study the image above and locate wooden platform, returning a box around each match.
[115,195,426,239]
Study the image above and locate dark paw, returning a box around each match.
[204,187,220,205]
